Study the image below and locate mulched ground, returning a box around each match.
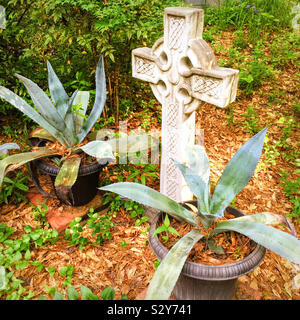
[0,29,299,300]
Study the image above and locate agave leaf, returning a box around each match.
[72,91,90,134]
[100,182,199,227]
[210,128,268,217]
[0,148,55,188]
[54,157,81,206]
[47,60,69,118]
[185,201,216,229]
[29,128,56,143]
[15,74,67,133]
[0,86,69,146]
[228,212,296,235]
[0,143,20,155]
[76,140,115,161]
[174,161,211,214]
[185,144,210,184]
[55,157,81,188]
[63,89,79,147]
[77,56,106,143]
[146,229,204,300]
[214,219,300,264]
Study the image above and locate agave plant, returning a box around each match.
[0,143,20,156]
[100,128,300,299]
[0,57,117,198]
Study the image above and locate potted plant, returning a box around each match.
[100,128,300,299]
[0,57,116,206]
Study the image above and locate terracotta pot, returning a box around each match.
[148,202,266,300]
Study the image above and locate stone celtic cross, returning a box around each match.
[132,7,239,202]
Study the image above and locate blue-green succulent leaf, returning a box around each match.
[146,229,204,300]
[100,182,199,227]
[77,140,115,160]
[63,89,79,146]
[0,148,56,188]
[215,218,300,264]
[0,143,20,155]
[15,73,67,133]
[47,60,69,118]
[0,86,69,146]
[72,91,90,134]
[210,128,268,217]
[174,161,210,214]
[77,56,106,143]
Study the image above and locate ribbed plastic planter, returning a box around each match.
[148,203,266,300]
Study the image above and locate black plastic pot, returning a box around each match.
[29,137,110,206]
[30,158,109,206]
[148,202,266,300]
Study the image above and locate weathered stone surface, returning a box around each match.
[132,7,239,202]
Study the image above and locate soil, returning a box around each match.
[39,139,97,167]
[156,212,256,266]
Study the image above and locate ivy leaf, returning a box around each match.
[101,286,115,300]
[67,286,79,300]
[47,266,56,277]
[24,249,31,260]
[53,291,64,300]
[15,260,29,270]
[80,285,99,300]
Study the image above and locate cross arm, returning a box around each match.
[132,47,161,84]
[183,66,239,113]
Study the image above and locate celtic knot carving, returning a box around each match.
[167,128,177,156]
[168,15,185,50]
[192,76,221,98]
[166,179,178,199]
[136,57,155,77]
[166,103,178,127]
[166,159,178,180]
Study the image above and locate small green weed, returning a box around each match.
[242,106,261,134]
[64,209,114,249]
[263,136,281,166]
[30,200,49,226]
[0,223,58,300]
[280,170,300,223]
[39,284,127,300]
[0,172,29,205]
[152,214,180,243]
[59,265,74,286]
